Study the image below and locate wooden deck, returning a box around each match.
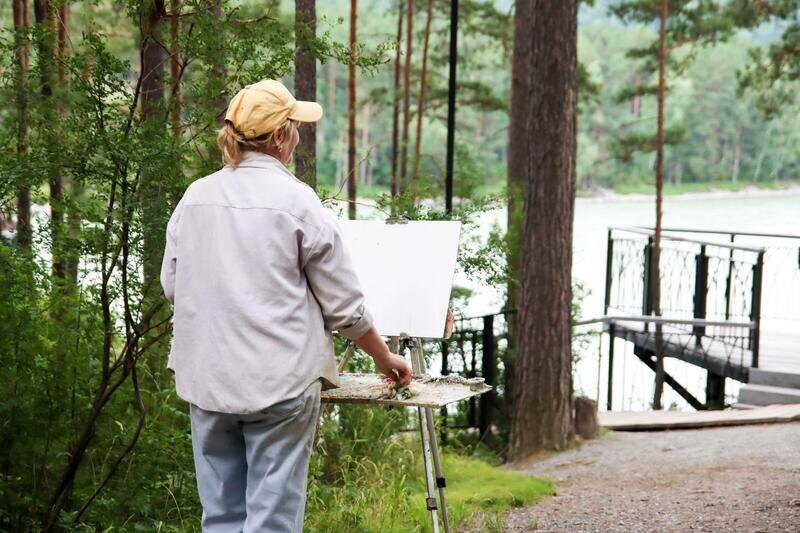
[600,404,800,431]
[607,320,800,383]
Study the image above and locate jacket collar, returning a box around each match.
[228,151,309,188]
[231,151,284,170]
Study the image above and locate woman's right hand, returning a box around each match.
[373,352,413,387]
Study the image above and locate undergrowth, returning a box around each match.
[305,405,553,532]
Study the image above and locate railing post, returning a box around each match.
[694,244,708,344]
[724,233,735,320]
[750,251,764,368]
[468,332,477,427]
[604,229,614,315]
[479,315,495,443]
[607,322,615,411]
[642,236,653,330]
[440,341,449,444]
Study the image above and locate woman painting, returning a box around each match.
[160,79,412,532]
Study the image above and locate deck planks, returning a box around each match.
[600,404,800,431]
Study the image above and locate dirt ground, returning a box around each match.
[500,422,800,532]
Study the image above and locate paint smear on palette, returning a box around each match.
[321,373,491,408]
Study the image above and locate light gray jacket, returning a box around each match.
[160,151,372,413]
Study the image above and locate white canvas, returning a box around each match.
[338,220,462,338]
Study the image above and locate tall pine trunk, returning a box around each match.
[651,0,667,409]
[505,0,533,403]
[400,0,413,190]
[169,0,182,138]
[140,0,167,295]
[295,0,317,190]
[410,0,432,198]
[58,2,81,287]
[13,0,31,248]
[34,0,67,285]
[359,103,370,185]
[390,0,403,200]
[347,0,357,219]
[508,0,577,459]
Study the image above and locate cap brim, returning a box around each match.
[289,101,323,123]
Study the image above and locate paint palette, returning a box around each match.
[321,373,491,408]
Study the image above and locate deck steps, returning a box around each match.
[748,368,800,389]
[738,383,800,406]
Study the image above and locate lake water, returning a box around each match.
[455,191,800,411]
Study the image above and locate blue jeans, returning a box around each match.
[189,380,322,532]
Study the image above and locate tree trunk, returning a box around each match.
[13,0,31,248]
[169,0,182,138]
[347,0,357,219]
[359,102,370,186]
[140,0,167,295]
[410,0,433,197]
[34,0,67,285]
[505,0,533,403]
[651,0,667,410]
[508,0,577,460]
[57,1,81,287]
[732,124,741,183]
[211,0,225,125]
[400,0,413,189]
[390,0,403,200]
[295,0,317,190]
[327,60,336,121]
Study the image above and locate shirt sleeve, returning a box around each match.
[160,197,185,305]
[303,211,374,341]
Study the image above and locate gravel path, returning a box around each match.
[501,423,800,532]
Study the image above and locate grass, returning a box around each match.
[305,449,553,533]
[409,453,553,531]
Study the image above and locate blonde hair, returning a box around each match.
[216,119,299,167]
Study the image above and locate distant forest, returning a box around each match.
[305,0,800,193]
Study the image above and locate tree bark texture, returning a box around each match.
[13,0,31,248]
[295,0,317,190]
[140,0,167,294]
[33,0,68,285]
[347,0,357,219]
[390,0,403,200]
[651,0,667,410]
[504,0,533,403]
[169,0,182,138]
[410,0,433,197]
[400,0,413,189]
[508,0,577,460]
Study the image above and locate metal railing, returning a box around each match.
[605,226,765,368]
[633,226,800,325]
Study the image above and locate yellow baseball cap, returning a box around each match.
[224,79,323,139]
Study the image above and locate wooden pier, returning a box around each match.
[603,227,800,409]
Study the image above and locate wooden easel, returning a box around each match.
[335,338,451,532]
[403,336,451,533]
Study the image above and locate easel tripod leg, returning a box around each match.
[424,406,450,533]
[409,338,450,533]
[418,406,440,533]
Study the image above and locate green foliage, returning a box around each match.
[307,424,552,533]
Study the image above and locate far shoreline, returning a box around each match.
[577,183,800,203]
